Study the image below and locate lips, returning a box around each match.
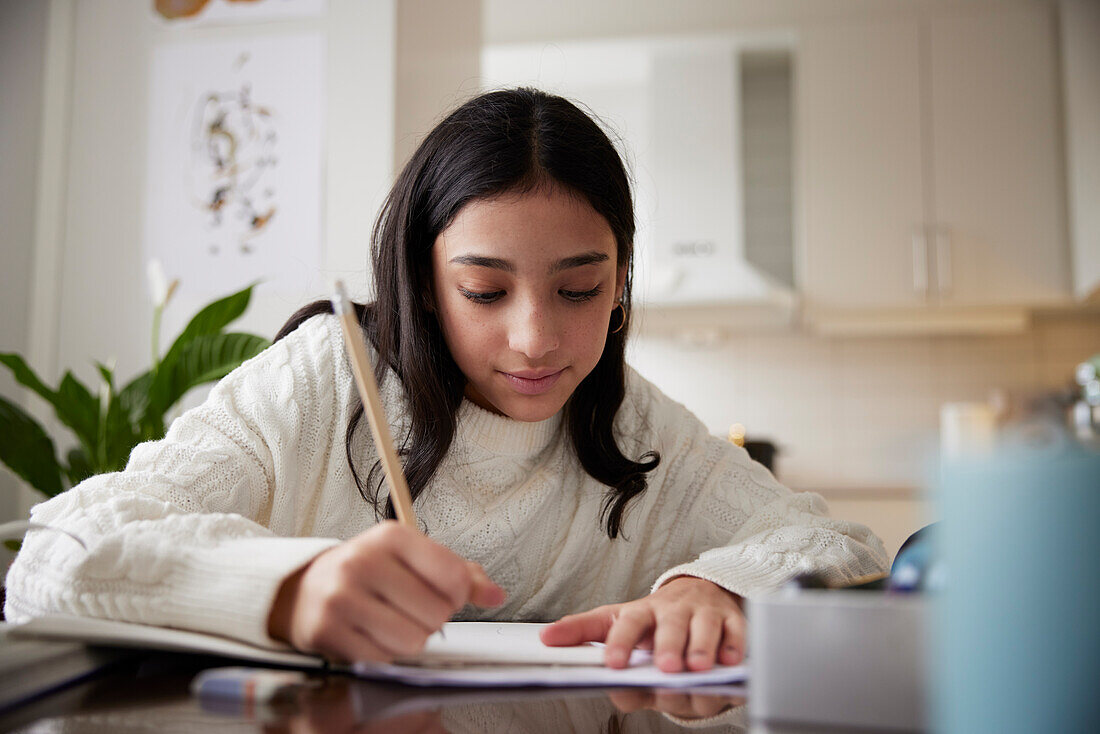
[500,368,565,395]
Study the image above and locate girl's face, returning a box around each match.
[431,187,626,422]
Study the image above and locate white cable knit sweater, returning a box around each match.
[4,314,888,648]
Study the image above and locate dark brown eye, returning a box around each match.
[458,287,504,304]
[560,286,602,303]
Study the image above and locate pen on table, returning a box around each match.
[331,282,446,640]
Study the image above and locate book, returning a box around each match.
[8,615,747,688]
[0,622,130,711]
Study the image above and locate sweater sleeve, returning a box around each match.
[627,376,890,599]
[2,316,345,647]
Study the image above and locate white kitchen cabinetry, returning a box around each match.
[799,3,1070,316]
[1059,0,1100,302]
[799,19,927,309]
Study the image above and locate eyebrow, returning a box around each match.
[551,251,610,273]
[448,251,609,274]
[449,255,515,272]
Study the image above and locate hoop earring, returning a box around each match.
[609,301,626,334]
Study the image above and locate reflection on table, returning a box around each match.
[1,654,749,733]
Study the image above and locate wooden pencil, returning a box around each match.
[331,281,417,528]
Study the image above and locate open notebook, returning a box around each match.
[9,615,746,688]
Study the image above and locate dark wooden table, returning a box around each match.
[0,653,758,733]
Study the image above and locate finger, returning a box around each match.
[652,608,691,673]
[371,522,476,609]
[685,609,723,672]
[605,688,653,713]
[342,626,394,664]
[718,612,747,666]
[465,561,506,608]
[539,606,618,646]
[652,691,697,718]
[361,554,458,632]
[315,621,392,665]
[604,606,655,669]
[687,693,733,719]
[344,592,436,658]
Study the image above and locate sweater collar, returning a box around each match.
[456,399,563,457]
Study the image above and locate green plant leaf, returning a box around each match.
[91,361,119,470]
[65,446,94,487]
[0,353,101,459]
[160,283,259,369]
[56,371,100,456]
[101,387,142,473]
[1,286,267,491]
[147,283,259,418]
[0,394,64,497]
[149,332,270,416]
[118,370,162,441]
[0,353,58,408]
[94,361,115,391]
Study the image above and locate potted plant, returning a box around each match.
[0,266,271,548]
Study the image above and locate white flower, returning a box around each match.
[146,259,179,309]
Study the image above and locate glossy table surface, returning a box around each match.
[0,651,920,733]
[0,653,761,733]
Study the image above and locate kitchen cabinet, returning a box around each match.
[798,3,1070,313]
[1059,0,1100,302]
[798,19,926,309]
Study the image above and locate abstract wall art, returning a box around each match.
[145,33,324,295]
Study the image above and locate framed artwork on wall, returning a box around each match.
[144,32,325,296]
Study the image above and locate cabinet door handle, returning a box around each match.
[935,227,952,295]
[912,229,929,295]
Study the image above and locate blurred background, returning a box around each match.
[2,0,1098,564]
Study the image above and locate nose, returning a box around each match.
[507,298,559,361]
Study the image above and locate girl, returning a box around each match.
[5,88,887,673]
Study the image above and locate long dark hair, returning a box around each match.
[277,88,659,539]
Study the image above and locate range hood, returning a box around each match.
[636,42,795,314]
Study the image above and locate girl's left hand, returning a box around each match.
[539,576,745,672]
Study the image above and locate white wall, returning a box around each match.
[396,0,481,172]
[0,1,45,368]
[0,0,49,557]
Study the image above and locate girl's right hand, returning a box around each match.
[267,520,506,663]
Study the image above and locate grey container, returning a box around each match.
[748,590,927,731]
